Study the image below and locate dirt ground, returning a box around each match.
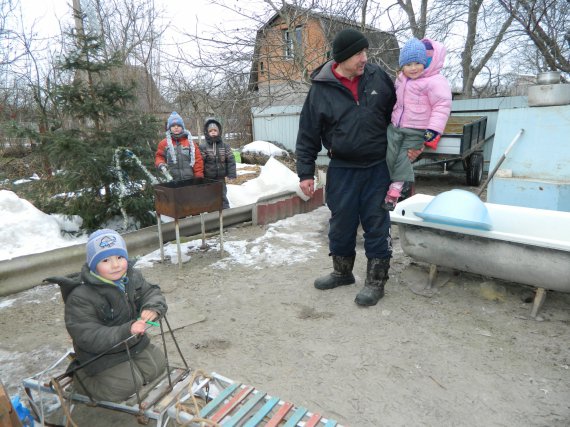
[1,173,569,426]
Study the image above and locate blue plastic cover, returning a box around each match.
[415,189,493,230]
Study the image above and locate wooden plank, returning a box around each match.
[210,385,254,423]
[283,407,308,427]
[221,391,266,427]
[0,381,23,427]
[139,367,188,409]
[199,382,240,418]
[242,396,280,427]
[265,401,294,427]
[304,413,322,427]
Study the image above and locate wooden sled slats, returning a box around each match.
[265,401,294,427]
[242,396,280,427]
[304,413,323,427]
[221,390,266,426]
[199,382,241,418]
[283,406,308,427]
[210,385,254,423]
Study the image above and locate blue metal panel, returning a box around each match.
[487,104,570,211]
[488,178,570,211]
[489,105,570,180]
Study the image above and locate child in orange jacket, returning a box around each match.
[155,111,204,181]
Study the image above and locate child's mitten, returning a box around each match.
[424,129,441,149]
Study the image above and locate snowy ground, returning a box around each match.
[1,146,304,261]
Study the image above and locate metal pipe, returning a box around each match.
[477,129,524,197]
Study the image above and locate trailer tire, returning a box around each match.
[466,152,483,186]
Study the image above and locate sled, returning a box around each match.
[22,351,341,426]
[21,314,342,426]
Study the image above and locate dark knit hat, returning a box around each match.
[204,118,223,136]
[167,111,185,129]
[86,229,128,272]
[332,28,369,63]
[399,38,427,67]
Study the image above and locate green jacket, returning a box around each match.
[60,263,167,375]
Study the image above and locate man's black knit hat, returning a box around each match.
[332,28,369,63]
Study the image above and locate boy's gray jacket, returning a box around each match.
[200,118,237,180]
[295,61,396,181]
[60,263,167,375]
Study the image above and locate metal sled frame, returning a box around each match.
[22,314,199,426]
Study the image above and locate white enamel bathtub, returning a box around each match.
[390,194,570,296]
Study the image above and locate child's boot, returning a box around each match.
[382,182,404,211]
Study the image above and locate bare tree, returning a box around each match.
[386,0,515,97]
[497,0,570,74]
[73,0,168,113]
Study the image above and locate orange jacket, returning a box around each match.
[155,134,204,180]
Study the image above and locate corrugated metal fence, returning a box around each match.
[251,96,529,169]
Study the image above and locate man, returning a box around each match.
[296,28,417,306]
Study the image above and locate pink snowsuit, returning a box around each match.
[386,38,452,183]
[391,39,452,133]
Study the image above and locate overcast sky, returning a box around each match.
[19,0,254,38]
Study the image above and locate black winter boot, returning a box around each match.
[355,258,390,306]
[314,255,356,290]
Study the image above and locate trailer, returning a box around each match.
[414,115,491,186]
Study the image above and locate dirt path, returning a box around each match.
[1,174,569,426]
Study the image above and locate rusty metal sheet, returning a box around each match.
[154,178,223,219]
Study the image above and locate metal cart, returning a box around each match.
[414,115,492,186]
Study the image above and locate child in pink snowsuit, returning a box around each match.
[383,38,452,210]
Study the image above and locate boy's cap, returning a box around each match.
[86,229,128,272]
[204,118,223,136]
[167,111,185,130]
[399,38,427,67]
[332,28,369,63]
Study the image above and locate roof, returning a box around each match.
[249,4,399,93]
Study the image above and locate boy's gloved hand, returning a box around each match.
[423,129,441,149]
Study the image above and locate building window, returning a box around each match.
[260,61,265,75]
[283,27,302,59]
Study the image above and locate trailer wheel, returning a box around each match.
[466,152,483,186]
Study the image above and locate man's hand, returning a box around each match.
[300,178,315,198]
[407,146,424,162]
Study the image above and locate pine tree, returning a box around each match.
[34,18,161,231]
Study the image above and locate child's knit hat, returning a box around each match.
[86,229,128,272]
[167,111,185,130]
[207,122,219,132]
[399,38,427,67]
